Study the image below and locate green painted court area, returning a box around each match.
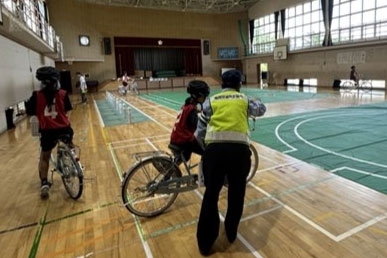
[143,89,387,194]
[96,99,150,127]
[141,87,331,111]
[252,101,387,194]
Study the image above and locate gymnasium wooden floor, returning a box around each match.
[1,82,387,258]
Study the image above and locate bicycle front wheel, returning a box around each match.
[360,81,372,91]
[59,150,83,200]
[121,156,181,217]
[223,143,259,187]
[247,143,259,182]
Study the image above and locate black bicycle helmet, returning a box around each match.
[187,80,210,99]
[36,66,60,82]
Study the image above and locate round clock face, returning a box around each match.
[80,35,90,46]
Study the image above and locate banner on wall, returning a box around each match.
[337,51,366,65]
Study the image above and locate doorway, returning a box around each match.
[256,63,268,88]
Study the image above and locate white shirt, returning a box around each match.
[79,75,87,92]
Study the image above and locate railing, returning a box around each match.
[1,0,61,56]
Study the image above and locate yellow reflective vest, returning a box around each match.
[205,90,249,145]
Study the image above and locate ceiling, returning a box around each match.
[76,0,262,14]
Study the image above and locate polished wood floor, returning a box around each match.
[1,83,387,258]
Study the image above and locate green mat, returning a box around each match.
[96,99,149,127]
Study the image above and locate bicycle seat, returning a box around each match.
[168,143,183,154]
[168,144,184,164]
[57,134,72,144]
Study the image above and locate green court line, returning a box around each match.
[29,202,50,258]
[27,200,120,258]
[0,222,38,235]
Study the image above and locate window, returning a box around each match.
[252,0,387,55]
[332,0,387,44]
[251,15,275,54]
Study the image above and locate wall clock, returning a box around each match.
[79,35,90,46]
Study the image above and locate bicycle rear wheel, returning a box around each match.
[59,150,83,200]
[121,156,181,217]
[341,81,353,91]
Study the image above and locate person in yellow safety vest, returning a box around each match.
[194,69,266,255]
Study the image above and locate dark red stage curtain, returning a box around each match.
[115,46,135,77]
[114,37,202,77]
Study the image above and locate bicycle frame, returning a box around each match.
[50,140,70,176]
[129,149,200,194]
[47,138,84,200]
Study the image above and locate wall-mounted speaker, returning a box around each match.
[103,37,112,55]
[203,40,210,55]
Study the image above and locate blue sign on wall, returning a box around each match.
[217,47,239,59]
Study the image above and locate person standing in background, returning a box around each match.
[350,65,359,86]
[122,71,130,86]
[77,72,87,103]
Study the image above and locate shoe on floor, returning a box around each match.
[40,184,50,200]
[225,230,237,243]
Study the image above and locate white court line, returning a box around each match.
[108,142,154,258]
[294,114,387,169]
[331,166,387,180]
[241,205,282,222]
[116,94,171,132]
[193,187,264,258]
[275,115,310,153]
[248,179,387,242]
[335,212,387,241]
[93,99,105,128]
[110,133,170,145]
[272,110,387,240]
[145,138,159,151]
[111,139,168,150]
[248,183,340,241]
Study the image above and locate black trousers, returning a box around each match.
[197,143,251,253]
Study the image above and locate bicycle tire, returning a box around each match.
[59,150,83,200]
[247,143,259,182]
[360,81,372,91]
[121,156,181,217]
[341,81,353,90]
[223,143,259,187]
